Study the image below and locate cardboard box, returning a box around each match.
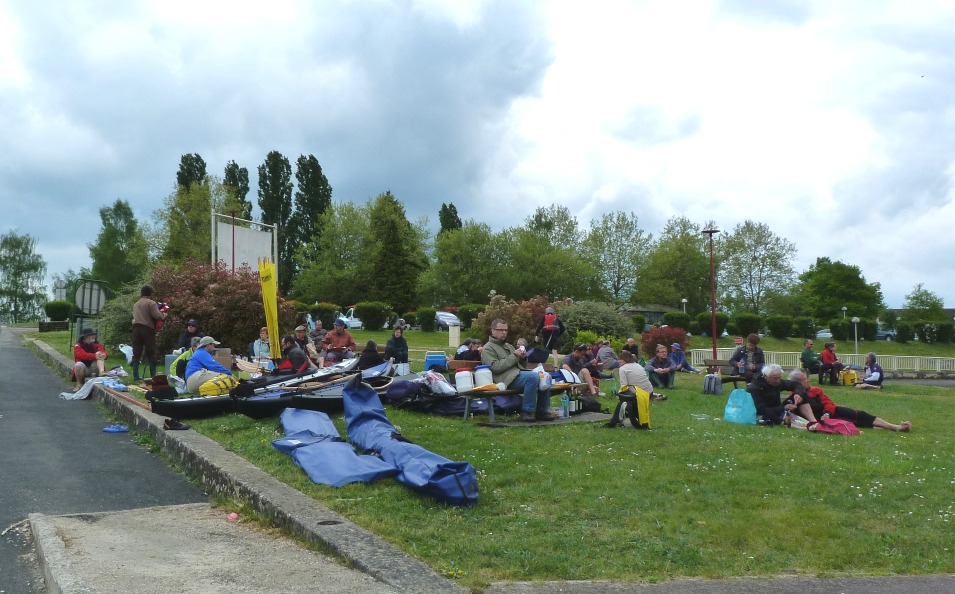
[213,348,233,370]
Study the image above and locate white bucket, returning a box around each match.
[455,370,475,393]
[473,365,493,387]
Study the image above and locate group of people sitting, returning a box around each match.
[747,363,909,432]
[800,339,884,389]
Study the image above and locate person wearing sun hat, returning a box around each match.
[669,342,701,373]
[72,328,108,391]
[184,336,236,394]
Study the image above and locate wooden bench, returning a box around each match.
[447,360,556,372]
[704,359,747,389]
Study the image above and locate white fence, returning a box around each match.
[688,349,955,373]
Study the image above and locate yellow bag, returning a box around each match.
[198,373,239,396]
[839,369,858,386]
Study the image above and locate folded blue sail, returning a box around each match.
[343,375,479,507]
[273,408,397,487]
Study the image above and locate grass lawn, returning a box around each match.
[31,330,955,588]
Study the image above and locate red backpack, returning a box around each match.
[542,313,558,331]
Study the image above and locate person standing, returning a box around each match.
[535,307,565,368]
[483,318,556,422]
[131,285,167,381]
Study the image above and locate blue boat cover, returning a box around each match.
[273,408,398,487]
[343,376,479,507]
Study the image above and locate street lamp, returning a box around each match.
[841,306,847,319]
[851,317,860,354]
[681,298,687,313]
[702,228,720,359]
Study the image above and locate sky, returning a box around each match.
[2,0,953,309]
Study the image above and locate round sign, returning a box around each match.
[74,281,107,315]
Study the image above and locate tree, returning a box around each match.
[526,204,579,251]
[88,199,149,294]
[794,257,884,322]
[496,225,599,301]
[293,202,371,305]
[438,203,462,235]
[223,160,252,219]
[257,151,294,293]
[155,177,229,264]
[0,231,47,322]
[417,222,502,306]
[902,283,947,322]
[582,211,652,303]
[717,220,797,316]
[630,217,712,314]
[288,154,332,263]
[176,153,207,190]
[361,192,427,313]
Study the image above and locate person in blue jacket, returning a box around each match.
[668,342,700,373]
[185,336,235,394]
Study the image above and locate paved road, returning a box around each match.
[0,326,206,593]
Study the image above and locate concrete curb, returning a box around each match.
[29,513,91,594]
[24,335,467,594]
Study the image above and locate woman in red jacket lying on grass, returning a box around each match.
[786,369,911,432]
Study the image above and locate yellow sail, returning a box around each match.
[258,257,282,360]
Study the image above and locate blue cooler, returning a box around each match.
[423,351,447,371]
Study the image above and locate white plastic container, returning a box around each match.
[473,365,493,387]
[455,369,475,393]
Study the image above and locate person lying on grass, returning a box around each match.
[786,369,911,432]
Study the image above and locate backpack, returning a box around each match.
[605,387,650,429]
[542,313,558,331]
[702,373,723,395]
[578,394,604,413]
[723,388,757,425]
[198,373,239,396]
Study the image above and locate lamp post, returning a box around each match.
[681,298,687,313]
[841,306,847,319]
[851,316,860,354]
[702,228,720,359]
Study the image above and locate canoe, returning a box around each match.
[230,358,359,398]
[233,361,394,419]
[150,394,233,419]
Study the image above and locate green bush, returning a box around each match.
[457,303,484,329]
[830,319,850,341]
[765,315,793,339]
[44,300,73,321]
[793,316,815,339]
[401,311,418,328]
[696,311,729,337]
[575,330,600,347]
[631,314,646,334]
[662,311,691,330]
[688,321,702,336]
[936,323,954,343]
[912,321,943,344]
[556,301,632,353]
[355,301,393,331]
[726,321,738,336]
[896,321,915,343]
[732,313,763,337]
[418,307,437,332]
[309,302,339,329]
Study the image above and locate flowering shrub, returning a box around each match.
[641,326,689,358]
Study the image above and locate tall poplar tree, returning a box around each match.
[176,154,207,190]
[289,154,332,253]
[257,151,294,292]
[362,192,426,313]
[438,202,462,235]
[223,160,252,219]
[0,231,47,322]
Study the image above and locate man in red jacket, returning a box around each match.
[72,328,108,391]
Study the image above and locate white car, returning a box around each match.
[434,311,462,330]
[336,307,364,330]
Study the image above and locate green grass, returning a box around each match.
[29,329,955,588]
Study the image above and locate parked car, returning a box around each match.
[434,311,462,330]
[335,307,364,330]
[815,329,832,339]
[875,329,896,341]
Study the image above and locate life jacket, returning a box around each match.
[542,313,558,331]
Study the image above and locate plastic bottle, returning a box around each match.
[560,393,570,419]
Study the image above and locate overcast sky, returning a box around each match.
[2,0,953,309]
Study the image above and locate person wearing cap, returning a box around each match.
[319,319,356,364]
[177,319,203,350]
[293,325,310,351]
[535,306,565,368]
[185,336,236,394]
[72,328,108,391]
[250,327,272,359]
[668,342,700,373]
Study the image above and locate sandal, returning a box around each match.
[164,418,190,431]
[102,424,129,433]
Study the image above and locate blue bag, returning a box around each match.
[723,388,757,425]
